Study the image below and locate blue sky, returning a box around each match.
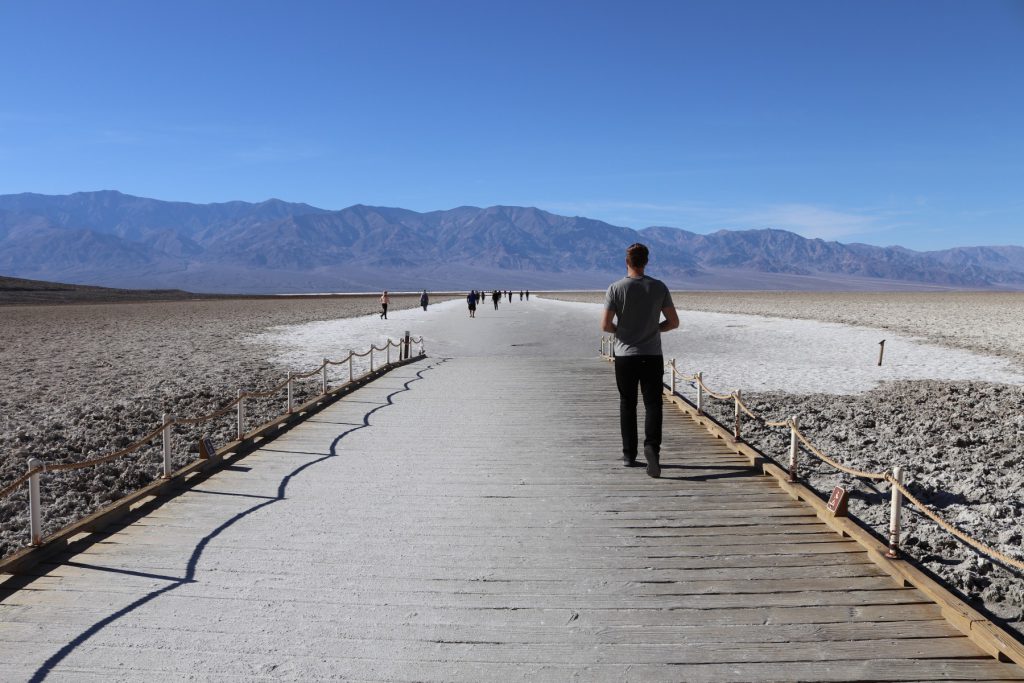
[1,0,1021,250]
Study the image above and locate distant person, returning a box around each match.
[420,289,429,311]
[467,290,478,318]
[525,289,530,301]
[601,243,679,478]
[492,289,500,310]
[519,290,523,301]
[379,290,390,319]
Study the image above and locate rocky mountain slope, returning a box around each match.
[0,191,1021,292]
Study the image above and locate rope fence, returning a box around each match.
[598,335,1024,572]
[3,332,426,548]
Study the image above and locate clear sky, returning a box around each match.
[1,0,1021,250]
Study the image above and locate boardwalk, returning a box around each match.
[1,302,1022,681]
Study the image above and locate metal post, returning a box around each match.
[322,359,329,395]
[733,390,742,442]
[886,466,905,558]
[27,457,43,546]
[162,413,174,479]
[696,372,703,415]
[788,416,799,482]
[286,372,294,414]
[878,340,886,367]
[670,358,676,395]
[237,390,245,440]
[348,353,354,383]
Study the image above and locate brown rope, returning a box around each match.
[0,470,37,500]
[694,375,735,401]
[291,363,326,380]
[45,424,167,473]
[174,398,243,425]
[886,475,1024,571]
[244,376,292,399]
[793,428,887,481]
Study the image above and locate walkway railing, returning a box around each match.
[599,336,1024,572]
[2,333,426,549]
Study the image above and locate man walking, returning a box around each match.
[601,243,679,477]
[420,289,429,311]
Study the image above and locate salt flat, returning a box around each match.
[254,296,1024,394]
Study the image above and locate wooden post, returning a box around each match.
[236,390,245,440]
[370,348,374,373]
[670,359,676,395]
[404,331,411,360]
[886,466,904,558]
[878,340,886,366]
[733,390,742,442]
[162,413,174,479]
[322,359,329,395]
[27,457,43,546]
[286,372,294,414]
[788,416,799,482]
[348,353,354,383]
[387,340,391,365]
[696,372,704,415]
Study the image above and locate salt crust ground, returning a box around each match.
[2,291,1022,636]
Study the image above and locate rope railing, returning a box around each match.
[599,336,1023,571]
[3,331,425,549]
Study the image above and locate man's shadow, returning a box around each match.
[28,360,445,682]
[652,463,754,482]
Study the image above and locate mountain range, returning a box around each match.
[1,190,1022,293]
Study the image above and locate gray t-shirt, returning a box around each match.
[604,275,674,356]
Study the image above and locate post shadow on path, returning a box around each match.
[28,359,446,683]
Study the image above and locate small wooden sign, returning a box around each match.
[827,486,848,516]
[199,437,217,461]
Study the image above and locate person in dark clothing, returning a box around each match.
[492,289,500,310]
[525,290,530,301]
[601,243,679,478]
[519,290,523,301]
[420,289,429,311]
[467,290,478,318]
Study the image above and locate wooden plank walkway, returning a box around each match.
[2,350,1023,680]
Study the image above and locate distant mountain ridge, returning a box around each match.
[0,190,1021,292]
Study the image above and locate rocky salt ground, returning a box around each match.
[0,295,443,560]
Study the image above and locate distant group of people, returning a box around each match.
[466,289,530,317]
[378,288,531,320]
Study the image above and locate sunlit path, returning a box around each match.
[1,302,1021,681]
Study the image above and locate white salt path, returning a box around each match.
[254,296,1024,395]
[2,301,1023,681]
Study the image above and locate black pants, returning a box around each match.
[614,355,664,458]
